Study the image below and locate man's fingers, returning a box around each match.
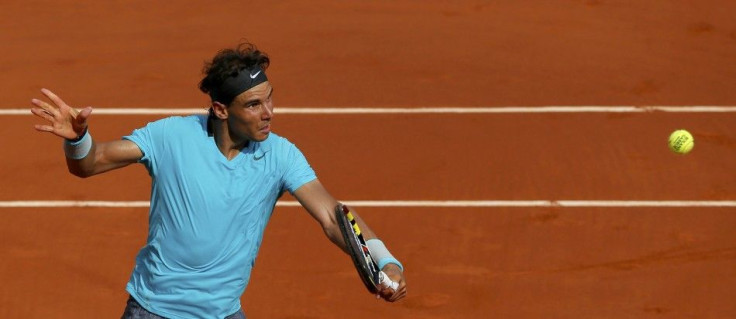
[34,124,54,132]
[377,276,406,302]
[31,98,61,118]
[377,284,402,302]
[392,286,407,301]
[391,292,406,302]
[77,106,93,122]
[41,88,68,109]
[385,286,406,302]
[30,107,55,122]
[32,90,87,138]
[39,88,79,119]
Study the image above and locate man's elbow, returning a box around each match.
[67,165,94,178]
[65,159,96,178]
[321,216,338,237]
[321,219,344,246]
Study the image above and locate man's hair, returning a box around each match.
[199,42,270,105]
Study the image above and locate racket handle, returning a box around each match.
[379,271,400,291]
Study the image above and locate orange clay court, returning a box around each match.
[1,1,736,318]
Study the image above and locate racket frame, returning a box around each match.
[335,203,382,294]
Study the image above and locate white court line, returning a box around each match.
[1,200,735,208]
[5,106,736,115]
[6,105,734,208]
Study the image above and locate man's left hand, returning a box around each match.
[376,263,406,302]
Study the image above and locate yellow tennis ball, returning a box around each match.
[668,129,694,154]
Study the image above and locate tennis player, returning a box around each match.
[31,43,407,318]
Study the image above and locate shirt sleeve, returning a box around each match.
[282,142,317,194]
[122,117,169,176]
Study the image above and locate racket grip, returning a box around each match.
[379,271,400,291]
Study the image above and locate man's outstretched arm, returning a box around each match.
[293,179,407,302]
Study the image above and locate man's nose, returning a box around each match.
[262,101,273,119]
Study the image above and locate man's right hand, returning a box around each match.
[31,88,92,140]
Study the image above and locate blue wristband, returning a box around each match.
[378,257,404,272]
[367,239,404,272]
[63,129,92,159]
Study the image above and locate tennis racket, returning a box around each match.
[335,203,399,294]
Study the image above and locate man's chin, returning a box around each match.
[253,132,270,142]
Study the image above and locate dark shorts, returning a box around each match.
[121,295,246,319]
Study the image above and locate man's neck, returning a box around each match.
[211,117,249,160]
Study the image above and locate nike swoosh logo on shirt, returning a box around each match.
[254,153,265,161]
[249,70,261,79]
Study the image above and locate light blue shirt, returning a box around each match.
[123,115,316,318]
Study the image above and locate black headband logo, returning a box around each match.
[210,66,268,105]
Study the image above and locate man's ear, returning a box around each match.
[212,101,228,119]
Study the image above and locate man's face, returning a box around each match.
[227,81,274,142]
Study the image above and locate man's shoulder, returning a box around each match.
[260,132,298,151]
[263,132,287,143]
[147,114,207,132]
[160,114,207,126]
[261,132,304,148]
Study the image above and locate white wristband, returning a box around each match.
[64,129,92,159]
[366,239,404,271]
